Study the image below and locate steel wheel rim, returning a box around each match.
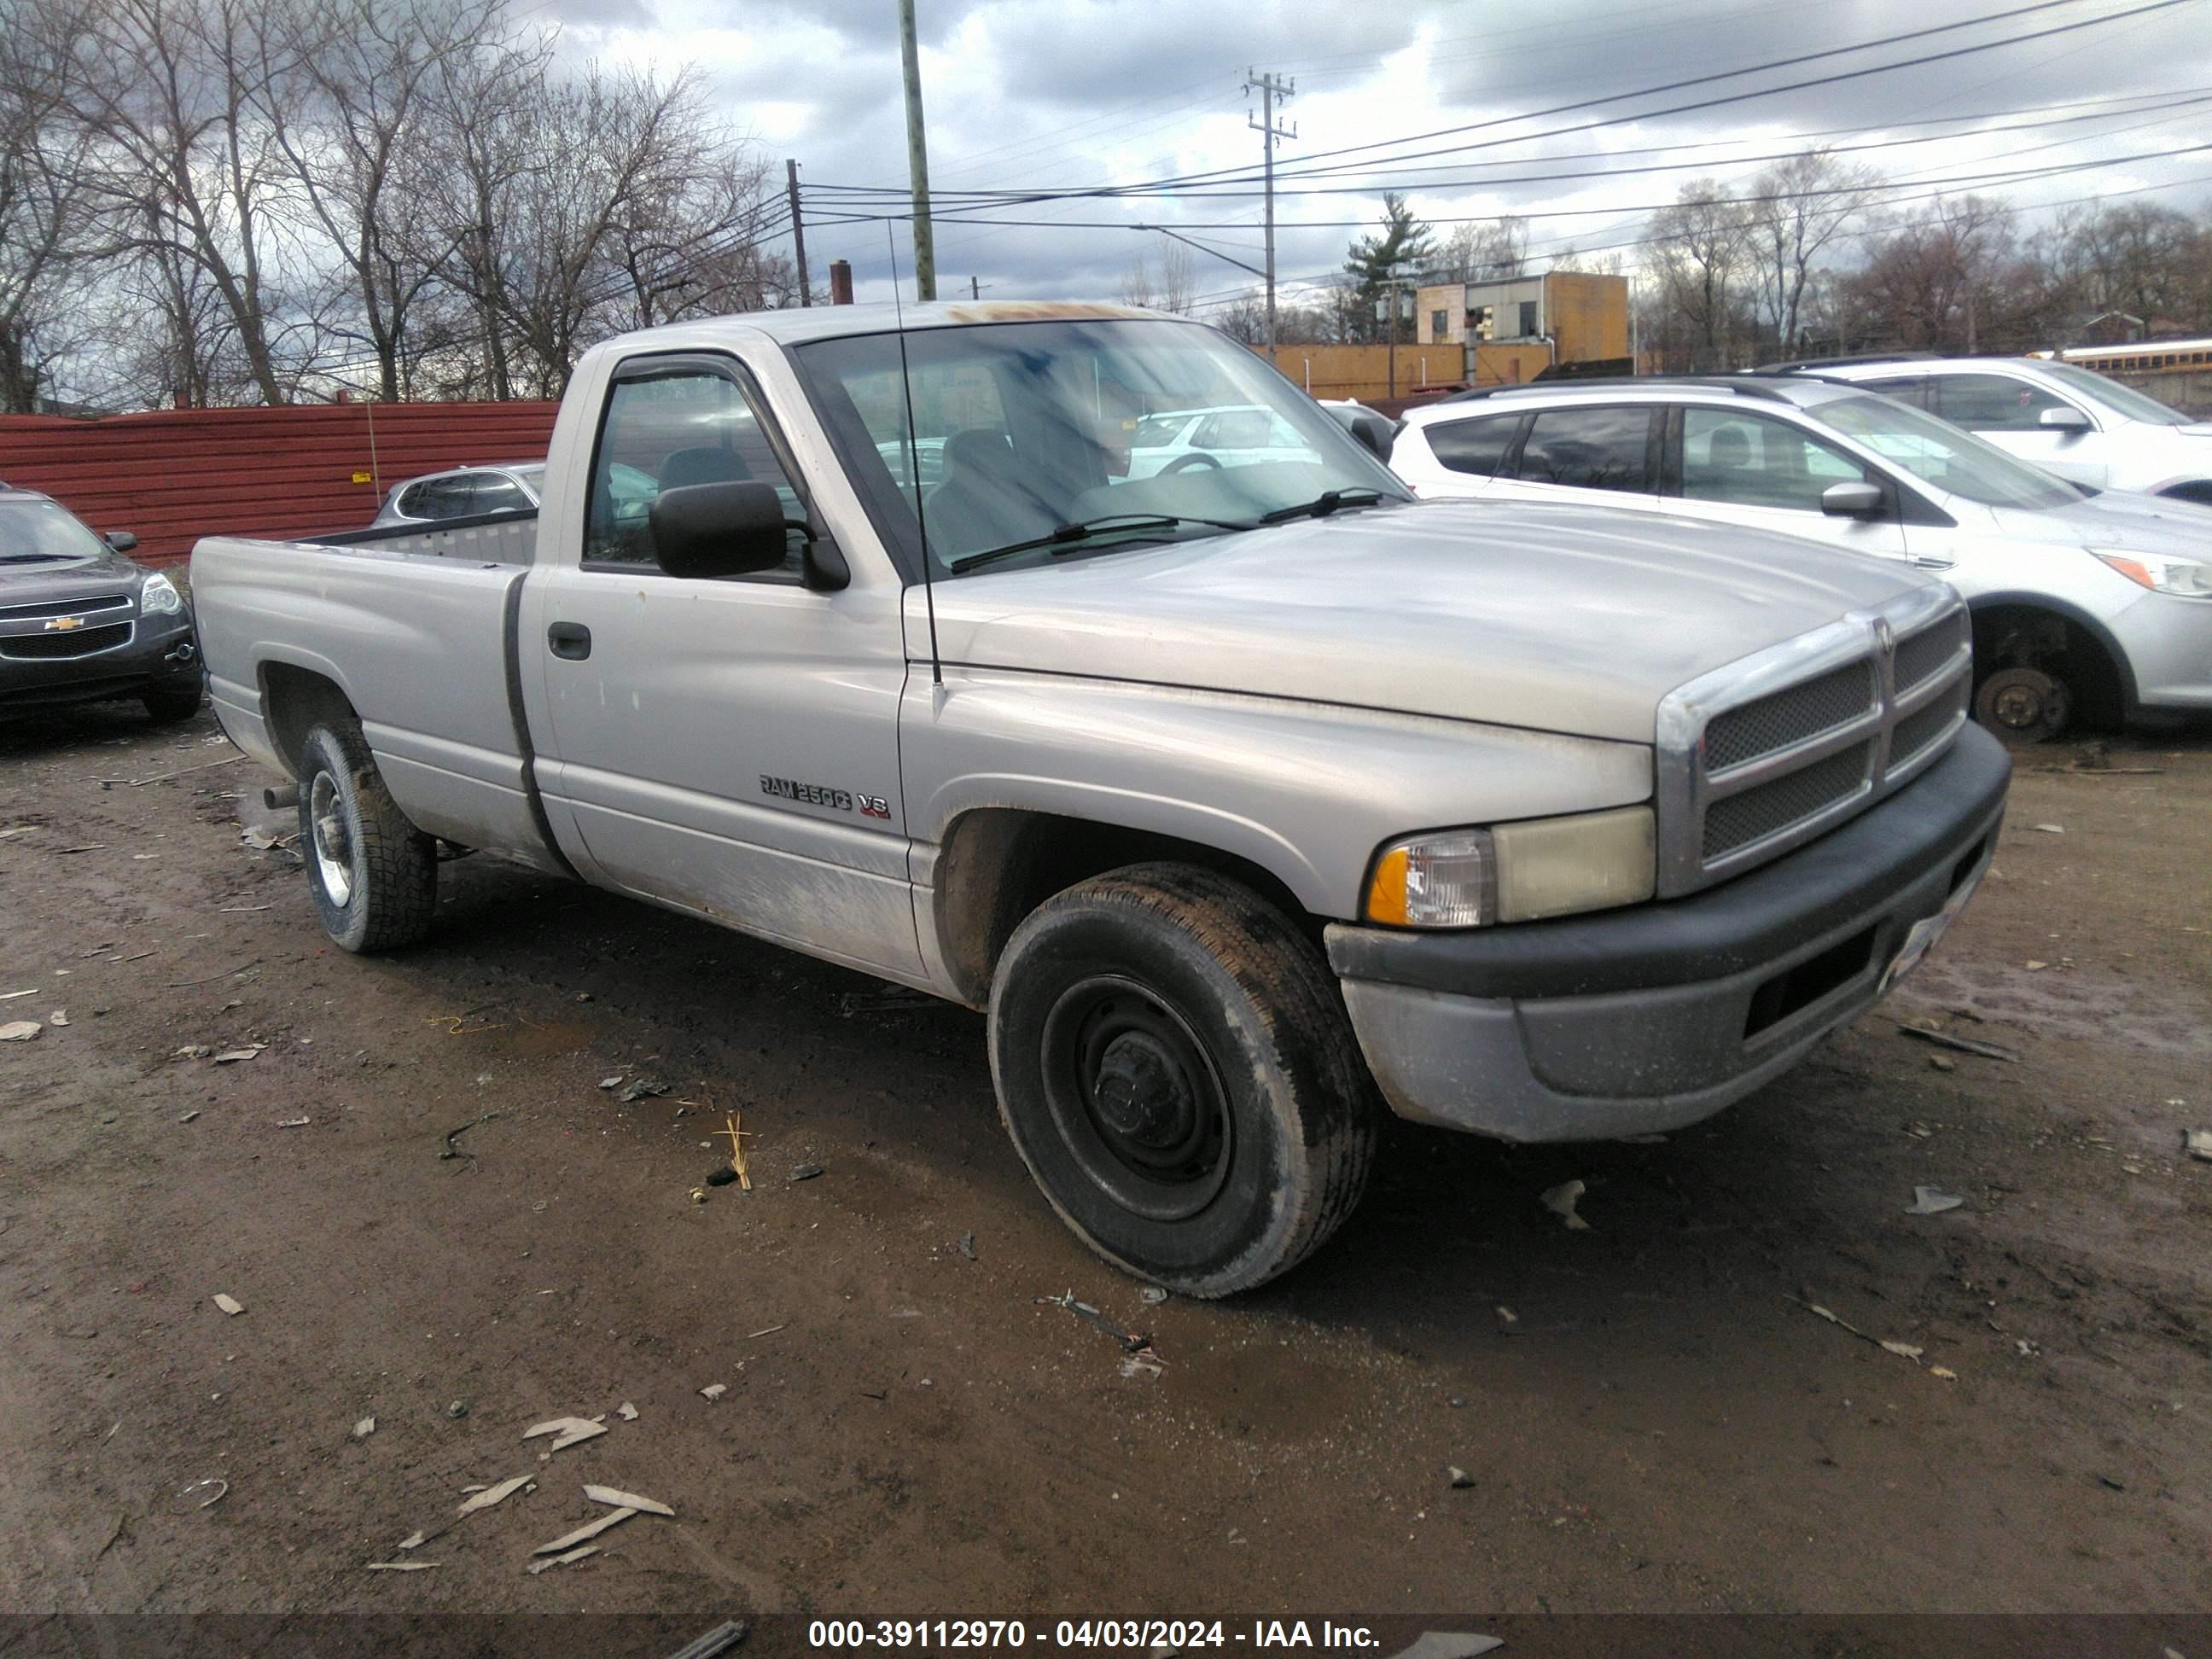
[309,771,353,907]
[1038,974,1231,1223]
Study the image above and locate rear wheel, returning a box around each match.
[297,721,437,952]
[1974,665,2071,743]
[988,863,1377,1297]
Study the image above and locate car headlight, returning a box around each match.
[1365,806,1656,928]
[139,572,184,615]
[2093,550,2212,598]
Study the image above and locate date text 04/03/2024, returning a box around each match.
[806,1621,1384,1649]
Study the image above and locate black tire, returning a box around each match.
[143,687,202,724]
[988,862,1377,1297]
[1160,452,1222,475]
[296,721,437,952]
[1974,665,2071,743]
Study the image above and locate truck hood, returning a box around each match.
[0,546,148,606]
[916,498,1935,743]
[1987,486,2212,556]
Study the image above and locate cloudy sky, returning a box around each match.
[547,0,2212,311]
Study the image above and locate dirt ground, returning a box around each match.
[2,701,2209,1645]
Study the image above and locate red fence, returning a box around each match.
[0,401,562,566]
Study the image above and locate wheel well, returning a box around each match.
[260,663,359,776]
[1968,602,2126,730]
[934,808,1320,1007]
[2157,480,2212,509]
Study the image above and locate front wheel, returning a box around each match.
[988,863,1377,1297]
[296,721,437,952]
[1974,665,2071,743]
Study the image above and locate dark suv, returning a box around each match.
[0,485,203,722]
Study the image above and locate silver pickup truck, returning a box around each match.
[192,302,2011,1295]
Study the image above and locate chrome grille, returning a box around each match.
[0,591,131,623]
[1,621,133,660]
[1703,742,1873,861]
[1890,680,1968,770]
[1656,588,1973,896]
[1703,660,1876,774]
[1894,610,1967,695]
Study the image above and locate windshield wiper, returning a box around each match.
[946,512,1252,574]
[1254,487,1388,526]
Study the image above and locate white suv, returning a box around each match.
[1391,376,2212,739]
[1770,355,2212,505]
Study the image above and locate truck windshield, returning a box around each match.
[791,318,1411,578]
[1818,395,2083,510]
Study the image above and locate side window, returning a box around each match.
[394,482,431,519]
[1514,406,1652,492]
[585,365,806,574]
[472,474,531,515]
[1862,375,1932,411]
[1935,374,2074,433]
[1424,415,1521,477]
[1198,409,1273,450]
[1682,408,1871,513]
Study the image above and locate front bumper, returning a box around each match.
[2109,590,2212,712]
[0,614,200,711]
[1326,723,2011,1142]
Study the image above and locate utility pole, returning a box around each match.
[1244,69,1295,364]
[898,0,936,301]
[970,276,980,300]
[786,159,811,307]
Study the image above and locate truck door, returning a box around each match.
[531,352,921,979]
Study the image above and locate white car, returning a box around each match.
[1392,375,2212,739]
[1125,405,1320,480]
[1769,355,2212,506]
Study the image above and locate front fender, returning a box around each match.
[901,668,1656,921]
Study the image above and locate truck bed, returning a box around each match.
[189,523,562,871]
[310,509,538,565]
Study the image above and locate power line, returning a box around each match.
[800,0,2186,215]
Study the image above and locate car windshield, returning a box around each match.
[791,317,1409,578]
[2038,361,2193,426]
[0,499,108,563]
[1817,394,2082,510]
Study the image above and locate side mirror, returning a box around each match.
[649,480,801,579]
[1820,480,1888,520]
[103,530,138,553]
[2038,405,2092,434]
[1326,405,1395,463]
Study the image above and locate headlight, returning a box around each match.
[140,573,184,615]
[1365,806,1655,928]
[2093,550,2212,598]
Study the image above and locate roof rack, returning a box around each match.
[1435,375,1796,405]
[1752,352,1936,374]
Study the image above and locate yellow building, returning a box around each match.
[1414,272,1630,385]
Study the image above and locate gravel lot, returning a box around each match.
[3,702,2209,1644]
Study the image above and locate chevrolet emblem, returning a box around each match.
[45,615,86,632]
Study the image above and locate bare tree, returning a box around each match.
[0,0,96,410]
[1648,182,1754,370]
[1842,195,2015,352]
[276,0,513,402]
[1439,217,1528,284]
[1744,149,1882,358]
[1118,250,1155,310]
[61,0,317,404]
[1155,236,1195,315]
